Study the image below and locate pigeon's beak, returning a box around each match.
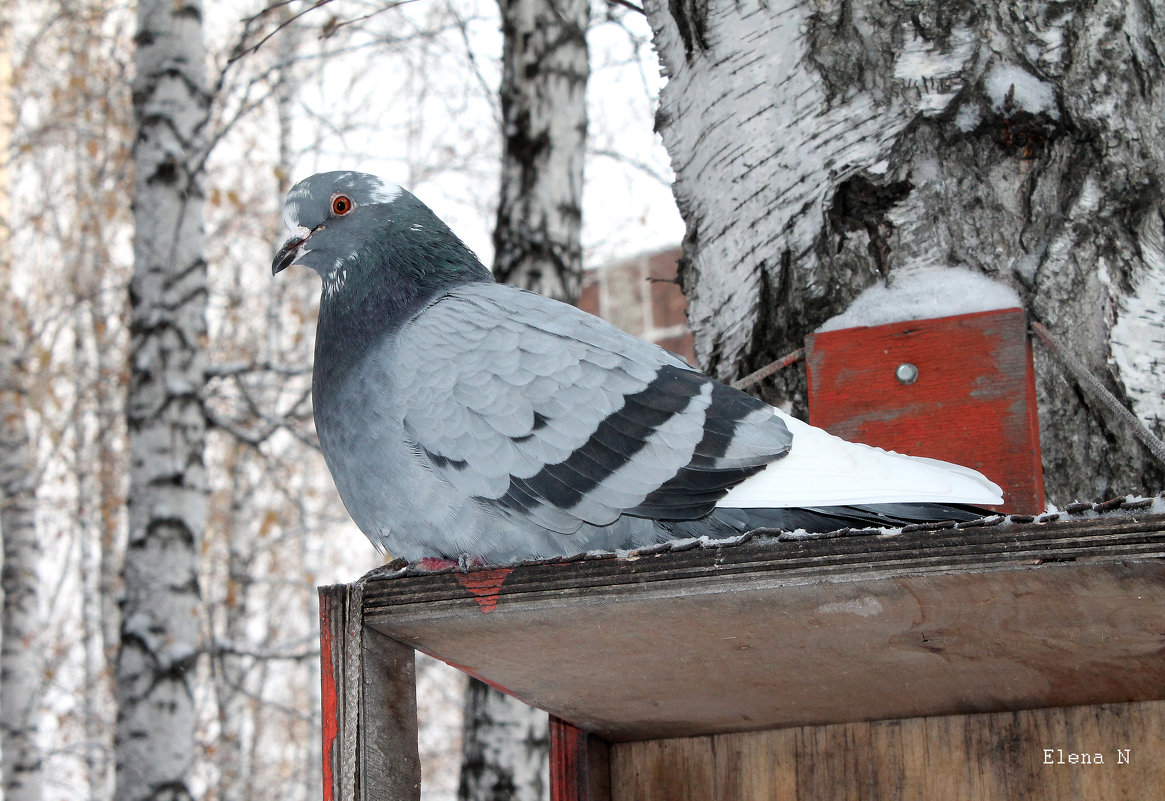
[272,234,306,276]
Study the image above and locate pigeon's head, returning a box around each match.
[272,170,489,297]
[272,171,404,279]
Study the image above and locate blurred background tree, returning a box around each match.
[1,1,673,800]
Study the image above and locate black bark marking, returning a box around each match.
[827,174,914,277]
[668,0,709,57]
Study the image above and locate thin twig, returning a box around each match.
[211,642,319,662]
[319,0,423,38]
[731,348,805,391]
[206,360,312,378]
[606,0,646,15]
[226,0,333,71]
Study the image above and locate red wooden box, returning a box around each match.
[805,308,1043,514]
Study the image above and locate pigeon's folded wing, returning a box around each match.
[392,282,793,534]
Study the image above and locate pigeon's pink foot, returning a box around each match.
[417,557,459,571]
[416,555,490,571]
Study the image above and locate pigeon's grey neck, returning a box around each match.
[314,199,491,390]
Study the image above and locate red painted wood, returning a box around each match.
[549,716,611,801]
[550,717,585,801]
[805,308,1044,514]
[318,590,341,801]
[453,568,514,613]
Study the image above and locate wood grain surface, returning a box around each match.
[610,700,1164,800]
[363,511,1165,740]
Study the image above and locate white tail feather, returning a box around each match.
[719,409,1004,508]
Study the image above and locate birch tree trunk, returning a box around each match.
[115,0,209,798]
[0,321,43,801]
[643,0,1165,502]
[458,678,549,801]
[0,26,44,801]
[0,335,42,801]
[490,0,589,300]
[459,0,588,799]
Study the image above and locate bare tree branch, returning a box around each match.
[605,0,646,15]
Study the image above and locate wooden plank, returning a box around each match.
[319,584,420,801]
[608,736,716,801]
[359,625,421,801]
[319,586,347,801]
[609,700,1165,800]
[363,511,1164,611]
[550,717,611,801]
[805,308,1044,513]
[361,512,1165,740]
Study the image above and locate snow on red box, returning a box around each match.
[805,308,1043,515]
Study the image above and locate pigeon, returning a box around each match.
[273,170,1003,565]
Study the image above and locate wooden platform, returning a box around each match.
[320,499,1165,800]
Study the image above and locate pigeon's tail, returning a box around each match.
[717,409,1004,510]
[708,502,991,535]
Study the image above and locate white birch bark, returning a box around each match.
[0,25,44,801]
[458,677,548,801]
[0,331,43,801]
[644,0,1165,501]
[116,0,209,798]
[491,0,589,301]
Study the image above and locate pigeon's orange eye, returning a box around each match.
[332,195,353,215]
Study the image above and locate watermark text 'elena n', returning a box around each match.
[1043,748,1131,765]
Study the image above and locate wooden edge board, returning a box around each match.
[319,584,421,801]
[318,586,347,801]
[362,513,1165,617]
[551,717,612,801]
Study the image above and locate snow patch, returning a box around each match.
[954,103,981,132]
[817,267,1021,332]
[817,597,883,617]
[912,156,941,185]
[985,62,1058,118]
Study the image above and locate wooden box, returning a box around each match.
[805,308,1044,514]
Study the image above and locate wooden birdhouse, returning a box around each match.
[320,501,1165,801]
[316,308,1165,801]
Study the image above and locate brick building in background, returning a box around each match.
[578,246,695,365]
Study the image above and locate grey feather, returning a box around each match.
[388,281,790,541]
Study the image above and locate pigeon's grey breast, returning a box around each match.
[311,313,498,559]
